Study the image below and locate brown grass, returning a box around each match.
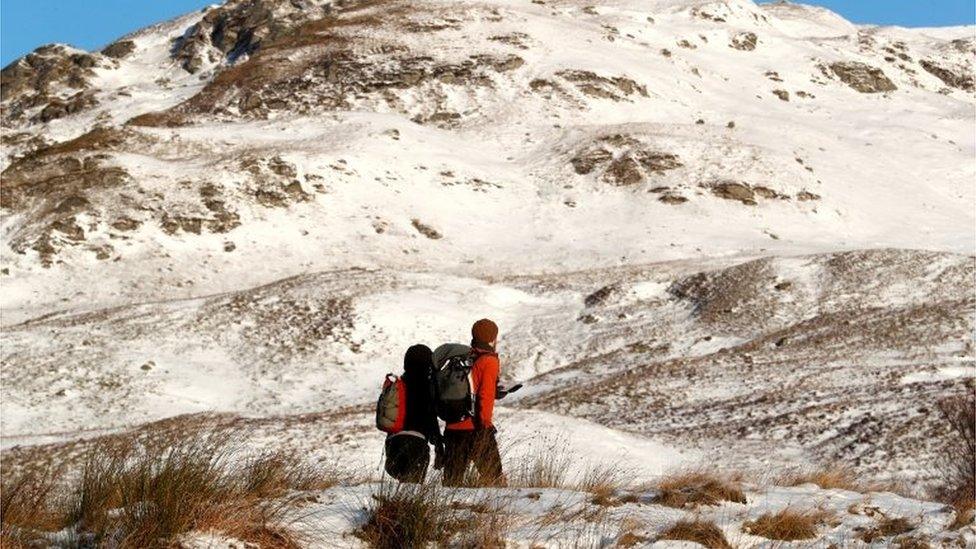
[857,517,916,543]
[779,465,862,491]
[510,450,572,489]
[0,463,67,543]
[741,508,831,540]
[778,463,912,496]
[358,482,469,549]
[934,393,975,529]
[1,433,341,548]
[658,518,732,549]
[652,470,747,509]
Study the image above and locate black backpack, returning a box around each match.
[431,344,475,423]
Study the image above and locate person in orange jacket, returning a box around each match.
[442,318,505,487]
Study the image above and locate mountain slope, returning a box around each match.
[1,0,973,321]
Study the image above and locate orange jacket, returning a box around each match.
[445,348,499,431]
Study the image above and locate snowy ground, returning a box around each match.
[1,0,974,545]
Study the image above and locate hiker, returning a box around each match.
[382,344,442,483]
[441,319,505,487]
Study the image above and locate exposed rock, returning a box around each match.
[1,44,98,101]
[829,62,897,93]
[2,152,130,211]
[101,40,136,59]
[636,151,683,174]
[161,215,204,235]
[585,284,619,307]
[171,0,332,73]
[51,218,85,241]
[111,217,141,232]
[730,32,757,51]
[0,44,102,125]
[571,148,612,175]
[772,89,789,101]
[753,186,782,199]
[710,181,756,205]
[571,135,682,186]
[659,194,688,205]
[919,60,974,92]
[556,70,647,100]
[411,219,442,239]
[797,190,821,201]
[691,7,726,23]
[603,157,643,186]
[489,32,530,50]
[36,92,97,123]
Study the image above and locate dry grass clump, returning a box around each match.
[780,465,863,491]
[0,463,66,543]
[741,507,831,540]
[856,517,916,543]
[578,462,630,506]
[652,470,747,509]
[615,517,650,547]
[658,518,732,549]
[358,482,472,549]
[934,393,975,529]
[453,500,510,549]
[510,450,572,489]
[1,434,341,548]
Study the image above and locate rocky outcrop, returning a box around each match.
[1,45,97,101]
[709,181,756,205]
[0,45,101,124]
[35,92,98,123]
[729,32,757,51]
[171,0,333,73]
[101,40,136,59]
[555,70,647,101]
[571,135,682,186]
[919,60,974,92]
[240,155,310,207]
[829,62,897,93]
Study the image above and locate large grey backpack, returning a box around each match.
[431,343,475,423]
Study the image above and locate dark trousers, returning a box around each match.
[385,434,429,483]
[442,429,503,487]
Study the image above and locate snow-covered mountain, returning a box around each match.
[1,0,974,499]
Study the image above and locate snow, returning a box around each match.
[0,1,974,542]
[901,365,975,385]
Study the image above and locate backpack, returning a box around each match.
[375,374,406,433]
[432,343,475,423]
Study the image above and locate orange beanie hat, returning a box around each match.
[471,318,499,344]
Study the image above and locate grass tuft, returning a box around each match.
[856,517,916,543]
[742,507,831,540]
[652,470,747,509]
[1,432,340,548]
[658,518,732,549]
[509,449,572,488]
[358,482,468,549]
[779,465,863,491]
[934,393,975,529]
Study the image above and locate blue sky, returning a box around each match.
[2,1,974,67]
